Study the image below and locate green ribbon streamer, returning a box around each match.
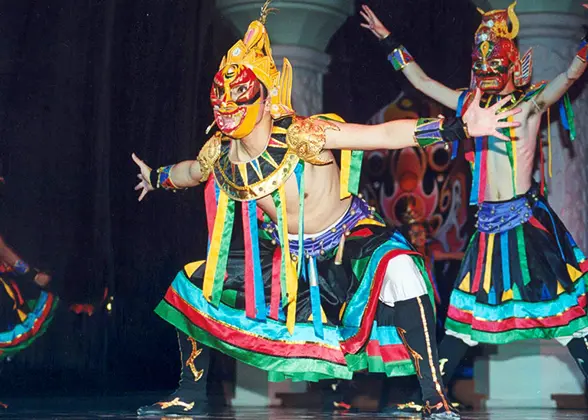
[564,93,576,141]
[211,198,236,306]
[272,190,289,307]
[516,225,532,287]
[348,151,364,196]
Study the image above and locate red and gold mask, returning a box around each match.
[472,2,532,92]
[208,11,295,139]
[211,64,265,139]
[472,38,518,93]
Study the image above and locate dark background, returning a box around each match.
[0,0,479,395]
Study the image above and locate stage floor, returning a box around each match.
[1,407,588,419]
[1,395,588,419]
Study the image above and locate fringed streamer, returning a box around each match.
[547,107,552,178]
[456,91,467,118]
[242,200,266,321]
[469,137,484,205]
[508,116,517,194]
[308,257,324,338]
[488,285,497,304]
[272,186,298,334]
[340,150,364,199]
[483,233,496,293]
[269,247,282,320]
[505,137,515,195]
[500,232,511,293]
[515,225,532,286]
[537,201,566,259]
[539,132,545,196]
[204,178,219,243]
[559,93,576,141]
[472,232,486,293]
[476,137,489,205]
[476,97,495,205]
[203,190,235,306]
[454,91,468,161]
[295,163,305,277]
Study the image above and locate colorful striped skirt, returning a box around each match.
[156,205,436,382]
[446,186,588,344]
[0,275,59,359]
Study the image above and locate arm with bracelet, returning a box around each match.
[529,24,588,112]
[132,133,221,201]
[360,4,461,110]
[323,89,519,151]
[0,234,49,287]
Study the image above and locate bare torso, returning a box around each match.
[482,100,541,201]
[233,148,351,234]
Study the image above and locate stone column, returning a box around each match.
[214,0,353,407]
[472,0,588,408]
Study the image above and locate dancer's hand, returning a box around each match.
[34,272,51,288]
[132,153,154,201]
[359,4,390,40]
[462,89,521,141]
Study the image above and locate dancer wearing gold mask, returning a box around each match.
[132,2,519,418]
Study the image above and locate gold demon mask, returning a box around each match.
[472,1,532,92]
[210,1,294,139]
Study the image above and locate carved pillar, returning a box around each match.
[214,0,353,406]
[472,0,588,408]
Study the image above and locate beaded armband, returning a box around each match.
[155,165,183,191]
[13,259,30,275]
[388,46,415,71]
[413,117,469,149]
[380,35,414,71]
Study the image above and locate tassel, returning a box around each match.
[242,200,266,321]
[203,190,235,306]
[516,225,532,286]
[454,91,467,161]
[269,247,282,320]
[547,107,553,178]
[340,150,364,199]
[272,186,298,334]
[204,179,219,244]
[507,115,517,193]
[539,133,545,196]
[500,232,511,293]
[559,93,576,141]
[295,163,305,277]
[483,233,496,293]
[308,257,324,338]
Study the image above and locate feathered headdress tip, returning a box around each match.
[259,0,278,24]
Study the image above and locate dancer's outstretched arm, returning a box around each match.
[531,25,588,113]
[325,90,520,151]
[360,4,461,110]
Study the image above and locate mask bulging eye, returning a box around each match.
[213,86,225,98]
[489,59,502,68]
